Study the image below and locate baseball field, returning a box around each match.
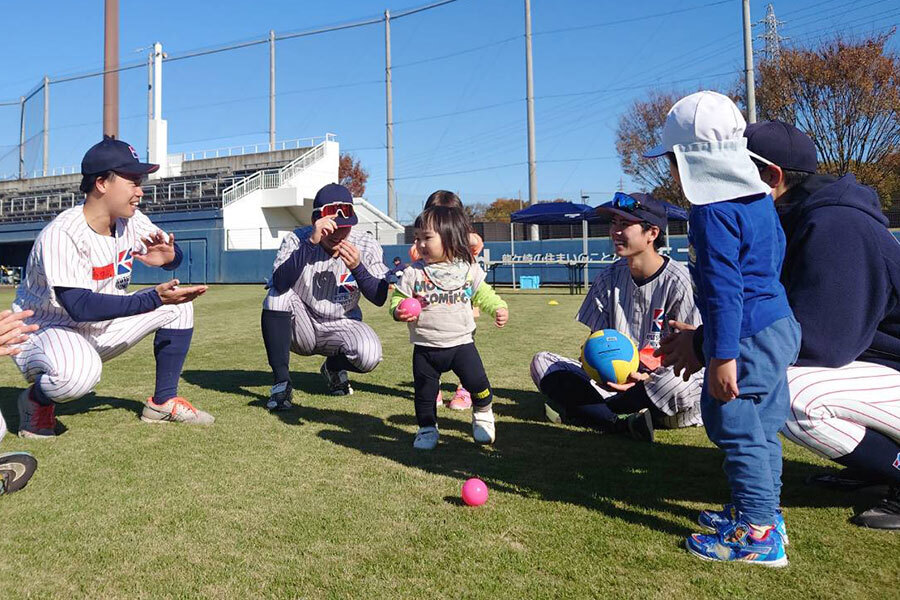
[0,285,896,599]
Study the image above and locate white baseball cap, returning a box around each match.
[644,91,772,205]
[644,91,759,158]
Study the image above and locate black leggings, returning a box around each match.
[540,371,659,431]
[413,343,492,428]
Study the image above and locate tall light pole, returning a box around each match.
[385,10,396,220]
[524,0,539,240]
[742,0,757,123]
[103,0,119,138]
[269,29,276,151]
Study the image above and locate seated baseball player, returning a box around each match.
[530,193,703,443]
[10,137,212,439]
[659,121,900,530]
[261,183,390,410]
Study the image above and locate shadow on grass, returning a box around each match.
[0,386,144,435]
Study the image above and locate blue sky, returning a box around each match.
[1,0,897,222]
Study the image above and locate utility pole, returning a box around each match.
[385,10,396,221]
[269,29,276,151]
[757,3,787,62]
[18,96,25,179]
[103,0,119,138]
[42,76,49,176]
[524,0,539,240]
[742,0,756,123]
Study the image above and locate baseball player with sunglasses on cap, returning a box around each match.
[261,183,391,409]
[530,192,703,443]
[9,137,212,439]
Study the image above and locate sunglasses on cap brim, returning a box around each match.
[611,192,642,212]
[318,202,355,219]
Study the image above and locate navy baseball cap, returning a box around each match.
[312,183,358,227]
[595,192,668,229]
[744,121,817,174]
[81,136,159,177]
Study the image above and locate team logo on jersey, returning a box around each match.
[333,272,358,306]
[893,452,900,471]
[652,308,665,332]
[115,249,133,290]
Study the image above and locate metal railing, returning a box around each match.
[0,192,77,216]
[174,133,335,162]
[221,138,329,207]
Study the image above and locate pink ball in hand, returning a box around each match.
[399,297,422,318]
[461,478,488,506]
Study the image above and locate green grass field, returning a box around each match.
[0,285,896,599]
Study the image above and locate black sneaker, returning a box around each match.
[320,361,353,396]
[0,452,38,496]
[851,485,900,530]
[266,381,294,411]
[626,409,655,443]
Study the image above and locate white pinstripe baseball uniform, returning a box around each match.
[782,362,900,460]
[10,205,193,402]
[263,227,389,372]
[531,257,704,427]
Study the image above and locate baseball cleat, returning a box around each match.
[544,398,565,424]
[626,409,654,443]
[141,397,214,425]
[17,387,57,439]
[0,452,38,496]
[851,485,900,530]
[320,361,353,396]
[698,504,789,545]
[266,381,294,411]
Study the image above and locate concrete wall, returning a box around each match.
[178,147,313,176]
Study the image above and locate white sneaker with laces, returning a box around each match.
[413,426,439,450]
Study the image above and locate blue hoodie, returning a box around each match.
[778,173,900,371]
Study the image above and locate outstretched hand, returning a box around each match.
[605,370,649,392]
[134,231,176,267]
[155,279,208,305]
[655,320,702,381]
[0,309,38,356]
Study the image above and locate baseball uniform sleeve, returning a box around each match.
[41,228,92,292]
[576,269,611,331]
[270,229,314,293]
[666,270,702,328]
[360,236,390,279]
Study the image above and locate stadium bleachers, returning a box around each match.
[0,157,298,224]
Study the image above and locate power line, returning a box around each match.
[534,0,732,36]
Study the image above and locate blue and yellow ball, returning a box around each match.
[580,329,639,385]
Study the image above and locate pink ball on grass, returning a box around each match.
[461,478,488,506]
[399,297,422,318]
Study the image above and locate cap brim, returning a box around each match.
[115,162,160,176]
[643,144,668,159]
[747,150,774,166]
[594,206,643,223]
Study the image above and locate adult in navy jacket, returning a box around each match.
[659,121,900,530]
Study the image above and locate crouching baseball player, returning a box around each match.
[261,183,390,409]
[10,138,212,439]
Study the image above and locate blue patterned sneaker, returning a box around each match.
[686,519,788,568]
[698,504,790,546]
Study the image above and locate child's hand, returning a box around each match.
[709,358,739,401]
[494,308,508,328]
[605,371,649,392]
[394,306,419,323]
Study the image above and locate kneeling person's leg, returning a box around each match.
[322,319,383,374]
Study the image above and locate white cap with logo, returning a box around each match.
[644,91,771,206]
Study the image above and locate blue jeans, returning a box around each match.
[701,316,801,526]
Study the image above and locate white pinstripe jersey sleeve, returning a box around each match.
[40,225,92,290]
[357,232,389,278]
[273,229,304,271]
[576,267,612,331]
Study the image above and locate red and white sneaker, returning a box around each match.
[448,386,472,411]
[141,397,214,425]
[17,387,56,439]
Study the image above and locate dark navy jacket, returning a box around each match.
[778,174,900,371]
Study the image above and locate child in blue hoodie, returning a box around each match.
[646,91,800,567]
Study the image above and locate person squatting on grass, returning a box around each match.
[0,310,39,496]
[646,91,801,567]
[392,204,508,450]
[261,184,391,408]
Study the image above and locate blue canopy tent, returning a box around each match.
[509,202,604,289]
